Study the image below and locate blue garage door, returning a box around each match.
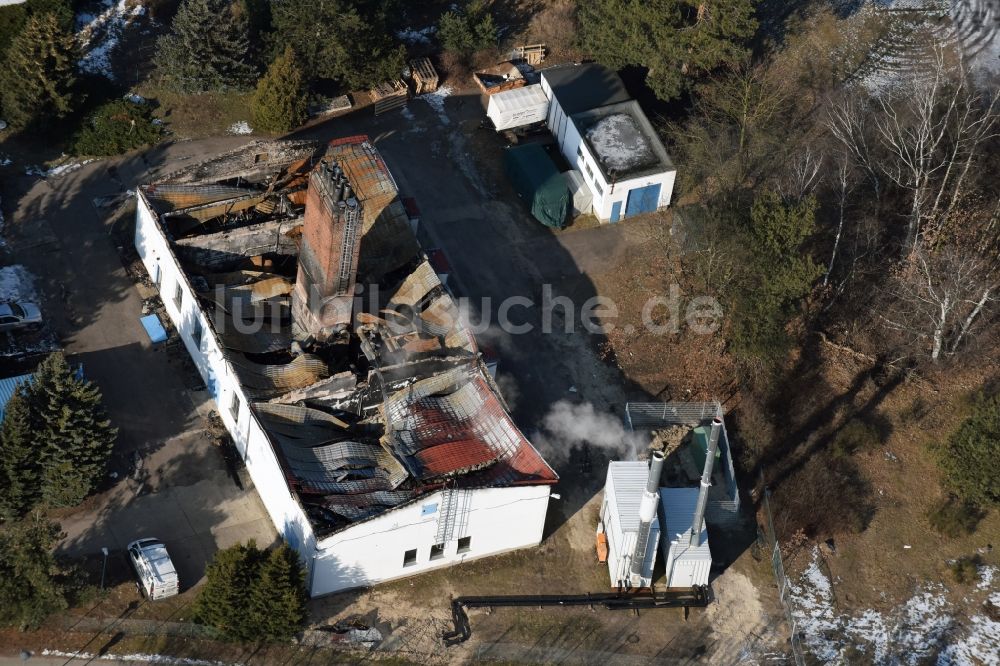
[625,183,661,218]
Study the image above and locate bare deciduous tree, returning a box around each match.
[870,48,999,251]
[879,242,998,361]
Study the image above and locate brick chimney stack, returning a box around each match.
[292,160,363,341]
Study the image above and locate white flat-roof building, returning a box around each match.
[134,139,558,597]
[540,64,676,223]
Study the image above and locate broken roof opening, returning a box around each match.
[142,137,557,538]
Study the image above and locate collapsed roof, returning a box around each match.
[142,138,557,536]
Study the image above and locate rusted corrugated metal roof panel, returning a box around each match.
[389,260,440,307]
[383,364,557,483]
[415,439,498,478]
[229,354,329,396]
[143,184,254,212]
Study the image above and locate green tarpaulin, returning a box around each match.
[504,144,569,229]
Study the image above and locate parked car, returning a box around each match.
[127,538,179,600]
[0,301,42,332]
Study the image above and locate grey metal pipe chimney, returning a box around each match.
[690,417,722,547]
[629,451,665,585]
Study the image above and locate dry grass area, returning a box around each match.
[135,85,254,140]
[778,355,1000,611]
[586,212,736,401]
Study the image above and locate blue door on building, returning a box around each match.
[610,201,622,223]
[625,183,661,218]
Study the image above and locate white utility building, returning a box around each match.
[600,456,663,588]
[659,487,712,589]
[134,138,558,597]
[540,64,676,223]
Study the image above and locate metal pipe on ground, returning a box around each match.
[441,586,711,646]
[690,417,722,547]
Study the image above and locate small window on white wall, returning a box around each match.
[230,392,241,422]
[173,282,184,310]
[594,181,604,196]
[585,163,594,180]
[430,543,445,560]
[403,548,417,567]
[457,536,472,553]
[191,317,203,350]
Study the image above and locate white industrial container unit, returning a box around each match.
[487,84,549,131]
[659,488,712,589]
[600,459,662,588]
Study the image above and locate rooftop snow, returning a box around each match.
[585,113,657,176]
[574,101,674,181]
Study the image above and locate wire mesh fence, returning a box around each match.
[761,489,807,666]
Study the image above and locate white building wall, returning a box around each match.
[134,194,317,562]
[135,193,553,597]
[311,484,551,596]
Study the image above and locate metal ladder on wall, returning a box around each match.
[435,488,472,544]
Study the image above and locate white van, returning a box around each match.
[127,538,179,600]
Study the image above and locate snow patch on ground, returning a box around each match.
[25,159,96,178]
[41,649,234,666]
[397,26,436,45]
[227,121,253,135]
[978,565,997,590]
[77,0,148,80]
[0,265,38,303]
[790,547,999,664]
[416,85,453,126]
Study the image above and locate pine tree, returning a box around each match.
[0,12,77,130]
[155,0,256,93]
[0,389,41,518]
[728,193,822,361]
[193,541,261,641]
[268,0,405,90]
[194,541,306,642]
[0,513,70,630]
[0,353,117,514]
[249,544,306,640]
[251,46,307,134]
[438,0,497,58]
[577,0,757,101]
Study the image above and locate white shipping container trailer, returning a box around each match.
[487,84,549,131]
[659,488,712,589]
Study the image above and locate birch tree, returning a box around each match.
[880,243,998,361]
[870,49,999,251]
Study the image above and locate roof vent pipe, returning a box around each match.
[690,417,722,547]
[628,450,665,586]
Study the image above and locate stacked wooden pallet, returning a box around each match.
[514,44,546,65]
[410,57,439,95]
[369,80,408,116]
